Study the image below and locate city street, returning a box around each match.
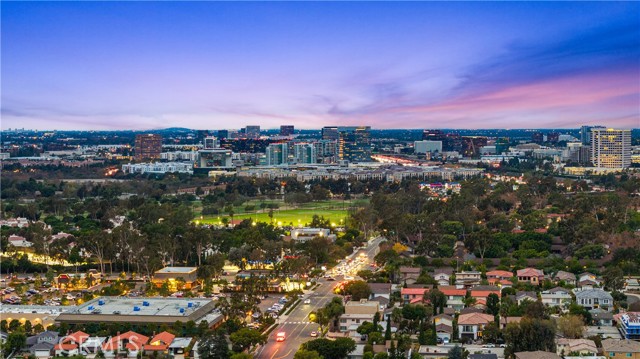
[255,237,384,359]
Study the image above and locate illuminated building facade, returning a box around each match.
[590,128,631,168]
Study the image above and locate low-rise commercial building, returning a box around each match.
[56,297,219,326]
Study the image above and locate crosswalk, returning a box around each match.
[281,321,312,325]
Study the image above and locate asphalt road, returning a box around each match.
[255,237,384,359]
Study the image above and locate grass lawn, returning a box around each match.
[196,198,368,226]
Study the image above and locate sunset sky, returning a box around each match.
[2,1,639,130]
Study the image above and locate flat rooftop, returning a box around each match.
[72,297,210,316]
[56,297,218,325]
[155,267,197,274]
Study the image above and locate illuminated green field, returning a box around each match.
[196,199,367,226]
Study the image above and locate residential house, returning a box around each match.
[624,278,640,292]
[514,352,561,359]
[617,312,640,340]
[554,271,577,286]
[399,267,421,285]
[556,339,597,356]
[470,286,501,307]
[575,289,614,311]
[591,309,614,327]
[401,287,429,304]
[368,283,392,300]
[417,345,452,358]
[455,271,482,288]
[440,286,466,311]
[486,270,513,286]
[602,339,640,359]
[30,343,54,358]
[515,291,538,305]
[457,312,494,340]
[433,268,453,286]
[168,338,193,359]
[339,299,380,332]
[55,331,91,357]
[101,331,149,358]
[143,331,175,354]
[517,268,544,285]
[433,314,453,343]
[578,272,603,289]
[8,234,33,248]
[541,287,572,307]
[26,331,59,347]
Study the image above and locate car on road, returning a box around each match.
[303,299,311,304]
[499,344,506,348]
[326,277,336,281]
[276,332,286,342]
[310,331,317,337]
[482,343,496,348]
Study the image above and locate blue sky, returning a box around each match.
[2,1,639,130]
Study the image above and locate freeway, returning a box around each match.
[255,237,384,359]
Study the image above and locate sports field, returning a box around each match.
[196,199,367,226]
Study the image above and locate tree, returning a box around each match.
[384,318,392,340]
[197,330,230,359]
[447,345,466,359]
[343,280,372,301]
[302,337,356,359]
[3,331,26,357]
[229,328,266,352]
[504,317,556,357]
[357,322,382,335]
[602,266,624,292]
[486,293,500,316]
[482,322,501,344]
[428,289,447,315]
[557,315,585,339]
[294,349,323,359]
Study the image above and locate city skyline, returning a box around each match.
[2,2,639,131]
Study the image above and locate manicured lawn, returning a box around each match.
[196,198,368,226]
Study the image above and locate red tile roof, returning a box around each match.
[457,312,494,325]
[401,288,429,296]
[55,344,78,350]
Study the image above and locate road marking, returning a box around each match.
[273,349,293,359]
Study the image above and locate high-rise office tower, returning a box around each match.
[314,140,338,163]
[134,134,162,161]
[590,128,631,168]
[280,125,294,136]
[293,143,316,164]
[581,125,606,145]
[338,126,371,162]
[245,126,261,139]
[266,143,289,165]
[322,126,340,141]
